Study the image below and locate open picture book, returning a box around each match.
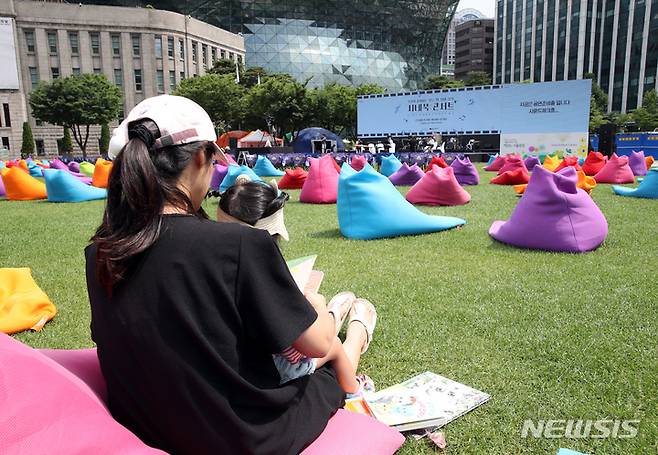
[351,371,490,432]
[286,255,324,294]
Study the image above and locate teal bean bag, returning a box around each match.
[612,169,658,199]
[337,163,466,240]
[252,155,284,177]
[43,169,107,202]
[379,154,402,177]
[27,162,43,178]
[219,165,263,193]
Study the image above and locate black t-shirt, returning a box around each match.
[85,215,344,455]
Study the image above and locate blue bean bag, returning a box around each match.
[27,162,43,178]
[43,169,107,203]
[577,157,585,166]
[219,165,263,193]
[379,154,402,177]
[252,155,284,177]
[486,154,498,166]
[0,161,5,169]
[612,168,658,199]
[41,160,50,166]
[337,163,466,240]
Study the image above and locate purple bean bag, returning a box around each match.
[68,161,80,173]
[628,150,647,176]
[0,173,6,197]
[388,163,424,186]
[50,159,69,171]
[523,156,541,171]
[450,156,480,185]
[489,166,608,253]
[210,164,228,191]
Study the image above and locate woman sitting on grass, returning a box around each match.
[216,178,376,393]
[86,95,376,455]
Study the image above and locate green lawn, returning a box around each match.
[1,164,656,454]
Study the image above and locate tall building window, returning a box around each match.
[24,30,35,53]
[192,41,197,62]
[134,69,142,91]
[202,45,207,66]
[228,52,234,60]
[180,71,185,81]
[47,31,58,55]
[179,39,185,60]
[29,67,39,88]
[72,67,81,75]
[220,49,226,59]
[3,104,11,127]
[211,47,216,63]
[156,70,164,93]
[2,137,10,150]
[111,34,121,56]
[167,36,174,59]
[36,139,45,156]
[132,34,141,56]
[90,33,100,56]
[155,36,163,58]
[69,32,79,55]
[93,67,102,74]
[169,70,176,90]
[114,68,123,87]
[237,55,243,64]
[51,67,60,79]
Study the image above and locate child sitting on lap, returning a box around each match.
[216,177,376,394]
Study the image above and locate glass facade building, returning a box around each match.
[494,0,658,113]
[86,0,460,91]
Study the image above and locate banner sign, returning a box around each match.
[0,18,20,90]
[357,80,591,155]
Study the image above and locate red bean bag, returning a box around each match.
[425,155,448,172]
[278,167,308,189]
[300,155,339,203]
[554,156,582,173]
[593,154,635,184]
[350,155,368,171]
[581,151,608,176]
[491,168,530,185]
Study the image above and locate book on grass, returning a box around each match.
[286,255,323,293]
[364,371,490,432]
[344,396,373,417]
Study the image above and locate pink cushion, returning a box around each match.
[9,340,404,454]
[302,410,404,455]
[300,155,339,203]
[0,333,166,454]
[350,155,368,171]
[593,154,635,184]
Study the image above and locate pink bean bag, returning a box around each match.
[497,156,527,175]
[389,163,425,186]
[350,155,368,171]
[406,166,471,206]
[0,334,404,455]
[484,154,508,171]
[593,153,635,184]
[628,150,647,176]
[300,155,339,203]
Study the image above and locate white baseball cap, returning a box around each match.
[108,95,218,159]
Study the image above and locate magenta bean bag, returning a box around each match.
[300,155,339,203]
[210,164,228,190]
[524,156,541,171]
[450,156,480,185]
[0,173,5,197]
[484,154,507,171]
[388,163,424,186]
[68,161,81,173]
[0,333,404,455]
[593,153,635,184]
[489,166,608,252]
[628,150,647,176]
[406,166,471,206]
[497,155,527,175]
[350,155,368,171]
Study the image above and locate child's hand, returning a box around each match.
[304,291,327,312]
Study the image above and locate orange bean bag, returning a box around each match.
[1,167,47,200]
[646,156,655,170]
[491,168,530,185]
[0,268,57,334]
[554,156,582,173]
[92,159,113,188]
[542,155,562,172]
[18,160,29,171]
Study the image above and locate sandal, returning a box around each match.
[327,291,356,335]
[348,298,377,354]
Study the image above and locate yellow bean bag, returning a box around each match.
[79,161,95,177]
[1,167,47,200]
[0,268,57,334]
[92,159,113,188]
[542,154,562,172]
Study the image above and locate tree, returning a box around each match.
[242,76,309,134]
[21,122,35,156]
[241,66,269,88]
[173,74,244,132]
[99,123,110,155]
[631,89,658,131]
[209,58,244,80]
[61,127,73,155]
[463,71,491,86]
[423,74,465,90]
[29,74,122,159]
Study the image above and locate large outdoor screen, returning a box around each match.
[0,18,20,90]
